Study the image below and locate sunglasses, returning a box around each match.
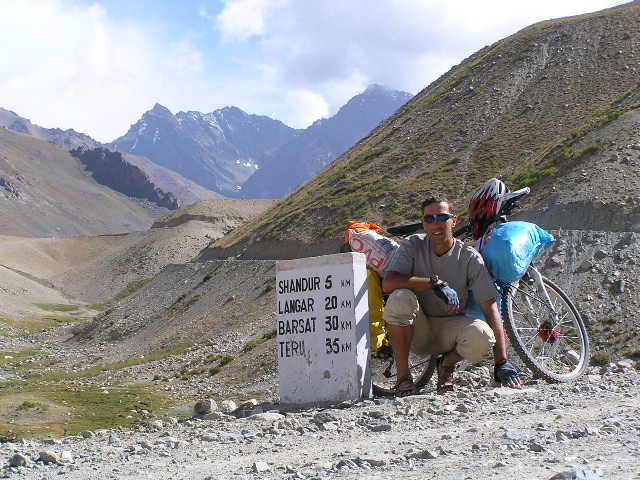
[423,213,455,223]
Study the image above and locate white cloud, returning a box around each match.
[216,0,274,40]
[0,0,629,140]
[0,0,205,142]
[216,0,627,124]
[284,89,329,128]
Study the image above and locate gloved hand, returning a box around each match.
[494,359,519,384]
[432,282,459,306]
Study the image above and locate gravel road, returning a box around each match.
[2,361,638,480]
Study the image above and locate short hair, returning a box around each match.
[421,195,453,213]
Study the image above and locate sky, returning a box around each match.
[0,0,629,142]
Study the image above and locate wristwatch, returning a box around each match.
[430,275,443,288]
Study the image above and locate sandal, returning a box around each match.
[393,374,417,397]
[436,355,456,394]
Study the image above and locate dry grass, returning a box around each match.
[0,384,173,439]
[0,314,82,333]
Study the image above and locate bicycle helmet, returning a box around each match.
[468,178,509,240]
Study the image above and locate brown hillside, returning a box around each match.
[0,128,153,237]
[205,1,640,260]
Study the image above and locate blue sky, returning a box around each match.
[0,0,629,142]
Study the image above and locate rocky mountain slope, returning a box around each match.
[208,1,640,260]
[0,108,221,207]
[70,148,179,210]
[240,85,413,198]
[112,86,411,198]
[0,128,153,237]
[121,152,223,206]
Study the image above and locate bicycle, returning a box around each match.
[367,187,591,396]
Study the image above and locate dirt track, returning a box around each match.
[1,362,638,479]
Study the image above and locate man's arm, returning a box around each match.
[382,271,431,293]
[383,272,460,314]
[480,298,522,388]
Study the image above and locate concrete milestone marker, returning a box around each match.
[276,252,371,407]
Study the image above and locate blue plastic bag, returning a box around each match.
[481,221,554,284]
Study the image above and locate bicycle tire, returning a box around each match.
[371,350,438,396]
[501,274,590,382]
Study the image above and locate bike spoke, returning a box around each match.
[504,273,589,382]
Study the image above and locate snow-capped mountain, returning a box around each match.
[240,85,413,198]
[112,85,412,198]
[112,104,296,196]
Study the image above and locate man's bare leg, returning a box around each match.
[437,349,463,393]
[386,323,414,381]
[442,350,463,368]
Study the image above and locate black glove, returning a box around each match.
[432,282,459,306]
[494,359,519,384]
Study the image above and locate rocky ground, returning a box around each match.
[1,360,638,480]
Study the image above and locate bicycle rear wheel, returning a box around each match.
[371,347,437,396]
[501,273,590,382]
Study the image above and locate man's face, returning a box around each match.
[422,201,457,244]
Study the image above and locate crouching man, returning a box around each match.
[382,196,522,395]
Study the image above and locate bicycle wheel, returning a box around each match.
[370,347,437,396]
[501,273,590,382]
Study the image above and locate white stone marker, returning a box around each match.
[276,252,371,407]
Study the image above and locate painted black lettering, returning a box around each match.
[325,296,338,310]
[279,340,305,358]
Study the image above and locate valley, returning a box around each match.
[1,2,640,479]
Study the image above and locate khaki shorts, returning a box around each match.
[382,289,496,363]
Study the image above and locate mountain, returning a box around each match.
[204,1,640,260]
[0,128,153,236]
[240,85,413,198]
[111,86,412,198]
[112,104,297,196]
[0,107,222,207]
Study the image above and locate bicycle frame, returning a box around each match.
[524,266,555,312]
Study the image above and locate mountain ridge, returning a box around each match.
[0,107,222,207]
[112,85,412,197]
[112,104,297,196]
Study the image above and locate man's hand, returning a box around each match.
[494,359,523,388]
[432,282,460,313]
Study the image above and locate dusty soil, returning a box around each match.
[0,199,276,314]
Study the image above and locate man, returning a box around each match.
[382,195,521,395]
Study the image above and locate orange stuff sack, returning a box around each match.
[344,221,383,241]
[367,269,388,351]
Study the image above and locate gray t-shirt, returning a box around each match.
[384,234,497,317]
